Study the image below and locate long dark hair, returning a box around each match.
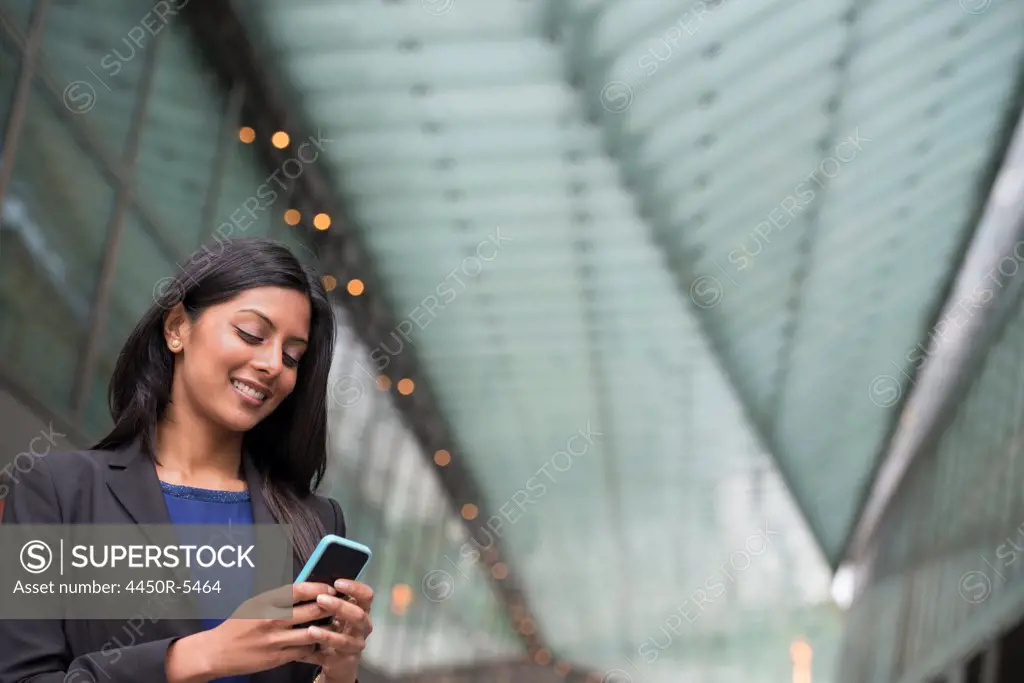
[93,236,335,562]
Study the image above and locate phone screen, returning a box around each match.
[306,542,370,585]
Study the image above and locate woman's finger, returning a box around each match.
[331,613,372,637]
[253,581,335,615]
[289,600,331,626]
[272,624,327,649]
[315,594,370,632]
[307,625,366,655]
[293,582,337,604]
[333,580,374,611]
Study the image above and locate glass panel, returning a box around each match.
[102,210,175,360]
[83,210,176,438]
[323,327,521,674]
[0,0,31,36]
[84,351,115,442]
[212,131,276,244]
[38,0,154,156]
[135,17,224,255]
[0,80,113,412]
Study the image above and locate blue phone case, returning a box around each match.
[294,534,372,584]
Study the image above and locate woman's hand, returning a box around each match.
[300,579,375,683]
[165,581,336,682]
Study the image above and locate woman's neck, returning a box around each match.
[154,411,246,491]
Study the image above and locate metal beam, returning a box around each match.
[178,0,569,668]
[759,0,862,565]
[0,0,48,205]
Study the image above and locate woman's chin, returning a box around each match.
[215,407,264,433]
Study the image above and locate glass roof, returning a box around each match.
[236,0,1024,570]
[578,0,1024,561]
[233,0,1017,679]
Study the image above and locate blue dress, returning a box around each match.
[161,481,254,683]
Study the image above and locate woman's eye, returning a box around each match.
[237,327,300,368]
[236,329,262,343]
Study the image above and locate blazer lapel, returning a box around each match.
[105,436,172,526]
[105,437,203,637]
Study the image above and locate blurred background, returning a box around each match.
[2,1,1024,682]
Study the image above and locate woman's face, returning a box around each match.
[167,286,312,433]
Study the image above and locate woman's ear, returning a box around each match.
[163,303,191,352]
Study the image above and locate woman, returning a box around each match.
[0,238,373,683]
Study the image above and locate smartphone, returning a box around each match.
[295,535,372,627]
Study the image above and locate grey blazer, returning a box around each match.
[0,438,346,683]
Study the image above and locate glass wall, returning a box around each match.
[837,294,1024,683]
[0,78,112,412]
[133,16,225,250]
[39,0,150,157]
[0,1,294,431]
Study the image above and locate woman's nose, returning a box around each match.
[251,346,283,376]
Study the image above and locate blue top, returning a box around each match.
[161,481,254,683]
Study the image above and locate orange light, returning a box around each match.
[271,131,290,148]
[321,275,337,292]
[376,375,391,391]
[534,649,551,666]
[791,638,813,683]
[554,661,571,677]
[790,639,812,665]
[461,504,478,520]
[313,213,331,230]
[492,563,508,580]
[392,583,413,609]
[397,378,415,395]
[283,209,301,225]
[519,617,535,635]
[347,279,364,296]
[238,126,256,143]
[434,449,451,466]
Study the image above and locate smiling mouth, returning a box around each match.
[231,379,268,404]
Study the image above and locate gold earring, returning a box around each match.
[169,339,181,350]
